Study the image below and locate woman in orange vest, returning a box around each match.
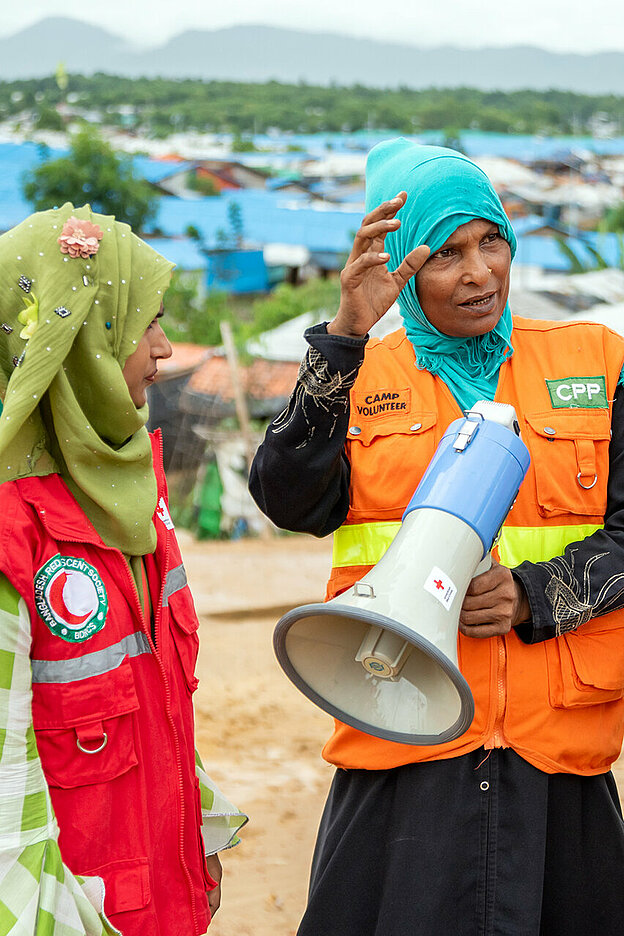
[250,139,624,935]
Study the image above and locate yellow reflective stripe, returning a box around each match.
[332,521,401,568]
[497,524,602,567]
[332,520,603,569]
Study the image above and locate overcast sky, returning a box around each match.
[1,0,623,53]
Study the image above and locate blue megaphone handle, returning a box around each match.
[403,416,531,556]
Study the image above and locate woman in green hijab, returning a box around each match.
[0,204,245,936]
[250,140,624,935]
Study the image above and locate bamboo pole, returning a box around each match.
[220,320,272,538]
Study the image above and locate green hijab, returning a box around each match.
[0,204,174,555]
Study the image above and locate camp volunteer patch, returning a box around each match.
[352,388,411,418]
[545,376,608,409]
[34,555,108,643]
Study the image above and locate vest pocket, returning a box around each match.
[33,662,140,787]
[523,411,610,518]
[545,623,624,708]
[346,412,438,520]
[82,857,151,915]
[167,587,200,693]
[35,711,139,788]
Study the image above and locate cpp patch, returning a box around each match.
[34,555,108,643]
[545,376,608,409]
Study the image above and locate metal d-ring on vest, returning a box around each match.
[76,733,108,754]
[577,472,598,490]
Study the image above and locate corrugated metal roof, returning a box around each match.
[157,341,212,378]
[187,354,300,402]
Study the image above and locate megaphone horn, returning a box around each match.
[274,401,531,746]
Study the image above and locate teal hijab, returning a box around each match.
[365,139,517,410]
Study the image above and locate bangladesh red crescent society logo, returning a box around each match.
[34,556,108,643]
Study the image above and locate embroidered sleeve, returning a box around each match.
[271,328,365,449]
[514,389,624,643]
[249,324,367,537]
[194,751,248,856]
[0,574,118,935]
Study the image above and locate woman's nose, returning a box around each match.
[153,323,173,360]
[461,251,491,285]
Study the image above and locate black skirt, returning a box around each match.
[297,748,624,936]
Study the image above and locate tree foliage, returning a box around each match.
[602,202,624,233]
[22,127,159,232]
[161,272,233,346]
[3,74,624,137]
[243,278,341,342]
[160,270,341,348]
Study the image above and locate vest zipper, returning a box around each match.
[153,434,202,934]
[485,636,508,750]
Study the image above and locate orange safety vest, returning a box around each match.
[323,316,624,776]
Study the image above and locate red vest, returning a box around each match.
[324,318,624,776]
[0,432,212,936]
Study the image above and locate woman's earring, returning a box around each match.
[488,268,492,273]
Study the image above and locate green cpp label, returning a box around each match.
[545,376,608,409]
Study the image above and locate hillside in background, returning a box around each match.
[1,18,624,93]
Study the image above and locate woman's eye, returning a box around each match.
[483,232,500,244]
[435,248,454,259]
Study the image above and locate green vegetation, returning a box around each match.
[245,278,340,341]
[161,271,340,347]
[186,172,219,197]
[555,235,624,272]
[2,74,624,136]
[602,202,624,232]
[22,128,159,232]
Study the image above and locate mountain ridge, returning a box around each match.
[1,18,623,94]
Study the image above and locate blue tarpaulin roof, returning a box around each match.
[131,156,194,183]
[0,141,65,229]
[143,236,206,269]
[2,139,624,274]
[153,190,360,252]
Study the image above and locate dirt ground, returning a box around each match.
[184,531,335,936]
[179,530,624,936]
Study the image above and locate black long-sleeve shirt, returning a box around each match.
[249,324,624,644]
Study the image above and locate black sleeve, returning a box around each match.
[513,386,624,643]
[249,324,367,537]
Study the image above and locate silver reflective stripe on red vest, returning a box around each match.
[162,563,187,606]
[31,631,151,684]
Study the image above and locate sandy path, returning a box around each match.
[184,533,334,936]
[178,531,624,936]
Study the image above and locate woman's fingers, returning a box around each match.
[393,245,430,287]
[347,217,399,263]
[346,193,408,263]
[458,620,511,639]
[361,192,407,227]
[340,250,391,284]
[458,563,530,637]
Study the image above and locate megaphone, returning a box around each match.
[273,401,530,746]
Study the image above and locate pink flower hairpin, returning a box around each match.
[58,217,104,259]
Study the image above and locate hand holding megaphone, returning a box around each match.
[460,558,531,640]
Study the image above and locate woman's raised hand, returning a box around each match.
[327,192,430,339]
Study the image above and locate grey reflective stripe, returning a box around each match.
[162,563,187,607]
[31,631,151,685]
